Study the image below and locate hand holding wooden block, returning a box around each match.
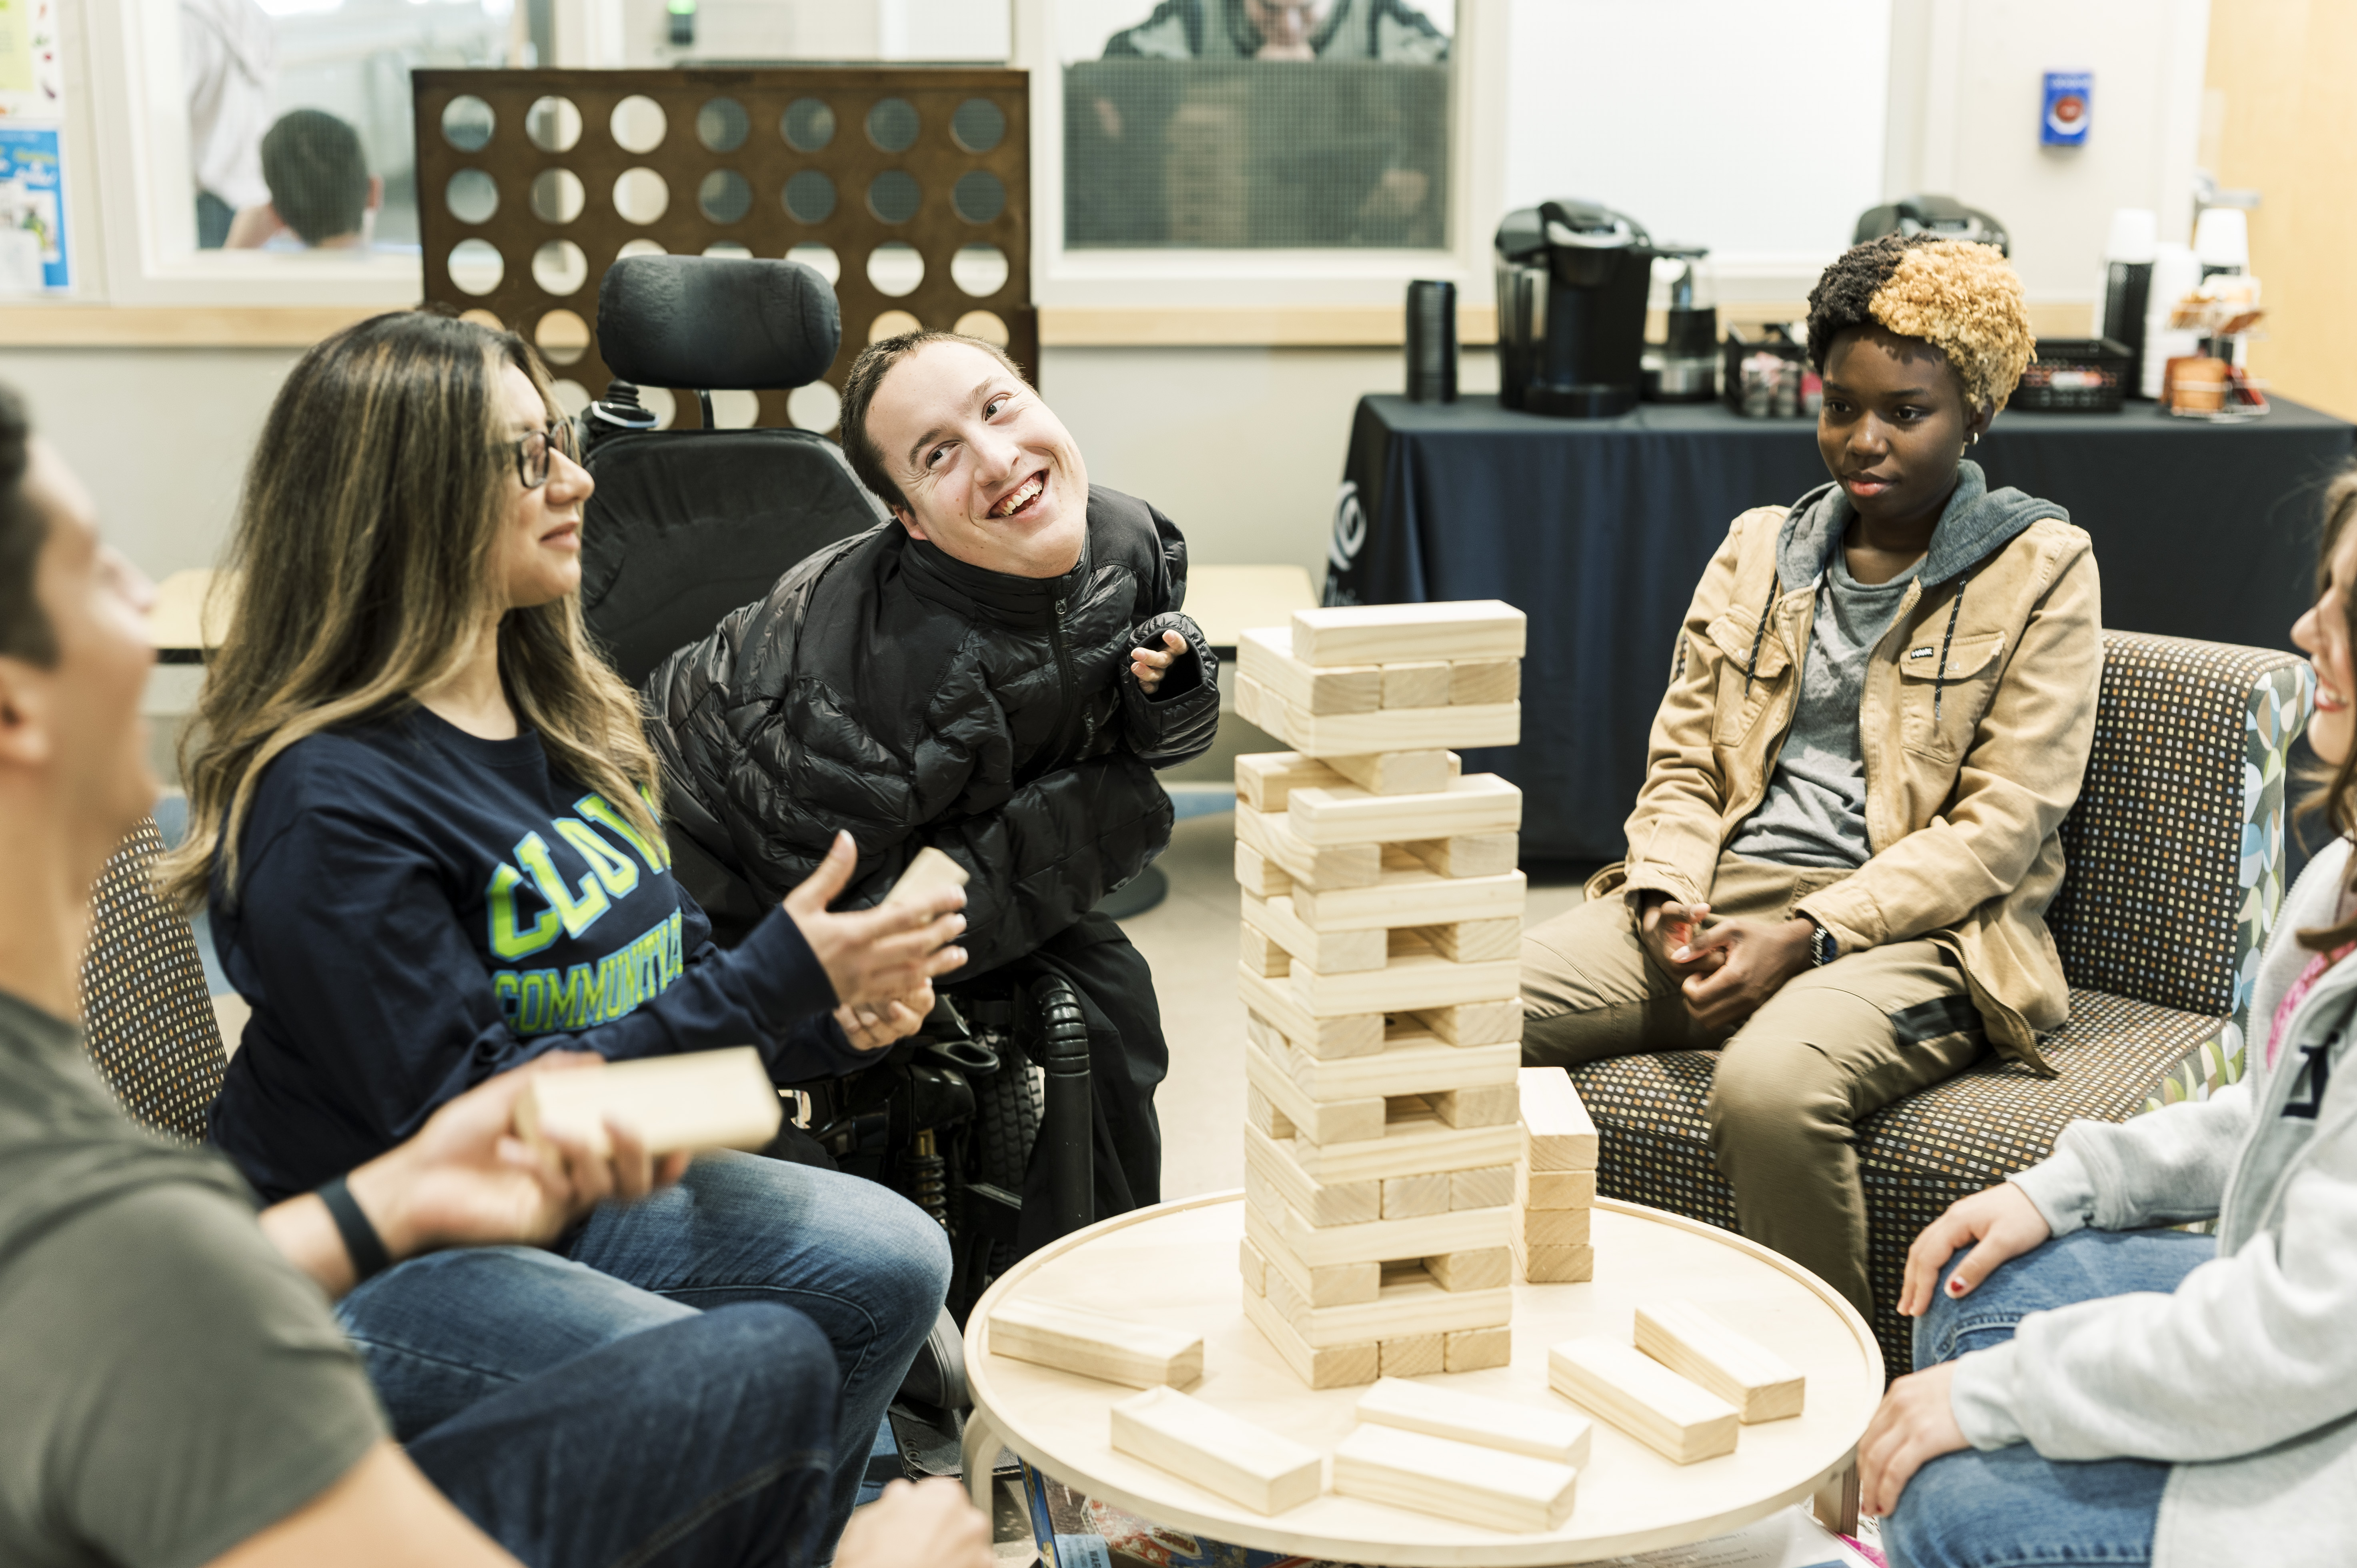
[881,845,969,907]
[1109,1386,1323,1514]
[514,1047,783,1158]
[989,1298,1206,1390]
[1633,1302,1806,1423]
[1548,1337,1738,1464]
[1331,1422,1577,1532]
[1356,1376,1593,1466]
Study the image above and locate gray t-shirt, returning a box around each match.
[1726,549,1922,869]
[0,990,385,1568]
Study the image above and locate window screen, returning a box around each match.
[1061,0,1453,250]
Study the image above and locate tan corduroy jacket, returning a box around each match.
[1590,495,2102,1070]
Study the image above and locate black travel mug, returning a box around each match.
[1406,279,1458,404]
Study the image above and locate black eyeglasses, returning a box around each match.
[509,422,580,488]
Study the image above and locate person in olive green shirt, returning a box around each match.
[0,386,994,1568]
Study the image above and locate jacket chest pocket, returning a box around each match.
[1706,608,1791,747]
[1898,630,2007,760]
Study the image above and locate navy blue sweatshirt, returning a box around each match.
[206,707,854,1202]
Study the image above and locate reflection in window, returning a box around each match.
[1062,0,1452,250]
[182,0,525,255]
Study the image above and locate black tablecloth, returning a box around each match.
[1326,394,2356,861]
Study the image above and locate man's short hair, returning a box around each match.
[1804,234,2035,412]
[838,330,1028,514]
[260,110,370,246]
[0,382,51,665]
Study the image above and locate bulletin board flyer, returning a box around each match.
[0,125,66,289]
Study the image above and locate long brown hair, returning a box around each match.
[2297,464,2357,951]
[160,310,661,910]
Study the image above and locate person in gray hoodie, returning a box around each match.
[1864,466,2357,1568]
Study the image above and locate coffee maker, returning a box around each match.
[1495,200,1656,418]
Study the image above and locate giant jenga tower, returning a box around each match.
[1230,600,1529,1388]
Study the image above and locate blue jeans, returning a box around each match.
[338,1153,952,1552]
[1885,1227,2215,1568]
[408,1302,837,1566]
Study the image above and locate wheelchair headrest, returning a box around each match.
[596,256,841,390]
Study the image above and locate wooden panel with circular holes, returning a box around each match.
[412,67,1033,436]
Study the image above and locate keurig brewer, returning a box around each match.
[1495,200,1656,418]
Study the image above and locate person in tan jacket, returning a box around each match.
[1520,235,2102,1316]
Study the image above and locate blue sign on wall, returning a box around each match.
[0,126,68,290]
[2043,71,2093,148]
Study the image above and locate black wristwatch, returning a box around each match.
[1806,916,1839,968]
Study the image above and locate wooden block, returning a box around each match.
[515,1047,782,1158]
[1234,841,1292,900]
[1247,1010,1386,1072]
[1239,627,1382,715]
[1430,1082,1520,1129]
[1277,1266,1512,1349]
[1449,658,1522,706]
[1379,1334,1445,1376]
[1235,802,1382,890]
[1275,1193,1512,1269]
[1451,1164,1516,1210]
[1243,1120,1381,1226]
[1235,751,1348,813]
[1291,600,1528,667]
[1238,1235,1267,1296]
[1356,1376,1593,1466]
[1239,922,1292,978]
[1634,1302,1807,1424]
[1520,1067,1600,1170]
[1281,1033,1517,1102]
[1548,1337,1739,1464]
[1264,699,1522,760]
[1290,950,1520,1018]
[1418,916,1522,963]
[1515,1204,1592,1248]
[1245,1201,1383,1308]
[1242,1283,1379,1389]
[1514,1240,1595,1284]
[1109,1386,1323,1516]
[1402,832,1521,879]
[1411,1000,1524,1048]
[1425,1247,1512,1292]
[1326,749,1457,796]
[989,1298,1204,1390]
[1331,1423,1577,1532]
[1382,1170,1451,1219]
[1381,660,1453,708]
[1247,1042,1386,1145]
[1232,672,1296,745]
[1290,867,1526,931]
[1288,1108,1524,1185]
[1522,1168,1598,1209]
[1238,968,1386,1060]
[1288,774,1522,847]
[1446,1325,1514,1372]
[1242,892,1388,974]
[881,845,969,906]
[1244,1083,1295,1142]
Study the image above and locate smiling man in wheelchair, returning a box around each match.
[645,328,1219,1250]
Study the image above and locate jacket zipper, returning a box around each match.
[1045,596,1082,762]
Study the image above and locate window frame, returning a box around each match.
[1014,0,1506,314]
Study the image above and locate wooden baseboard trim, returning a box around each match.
[0,304,393,348]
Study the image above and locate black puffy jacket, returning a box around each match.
[644,485,1220,974]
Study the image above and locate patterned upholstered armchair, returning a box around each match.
[1566,633,2314,1376]
[78,817,228,1144]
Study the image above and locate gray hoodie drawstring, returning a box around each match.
[1933,568,1973,722]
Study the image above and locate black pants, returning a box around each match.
[1009,910,1168,1252]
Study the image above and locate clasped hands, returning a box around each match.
[1636,894,1816,1034]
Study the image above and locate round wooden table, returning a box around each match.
[963,1192,1882,1566]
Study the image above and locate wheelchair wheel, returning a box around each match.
[973,1059,1040,1273]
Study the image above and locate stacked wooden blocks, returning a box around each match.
[1514,1066,1598,1283]
[1231,600,1530,1389]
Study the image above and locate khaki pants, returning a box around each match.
[1520,857,1985,1317]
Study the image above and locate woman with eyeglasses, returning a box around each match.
[162,310,968,1557]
